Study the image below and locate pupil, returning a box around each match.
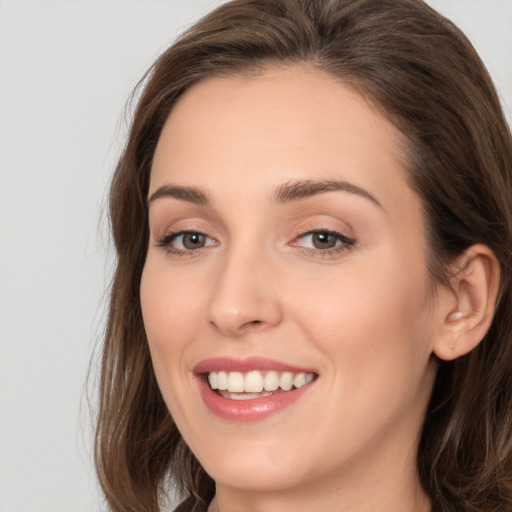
[313,232,336,249]
[183,233,205,250]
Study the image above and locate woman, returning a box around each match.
[95,0,512,511]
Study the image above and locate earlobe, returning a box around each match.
[433,244,501,361]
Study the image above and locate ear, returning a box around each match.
[433,244,501,361]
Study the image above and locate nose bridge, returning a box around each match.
[207,237,283,336]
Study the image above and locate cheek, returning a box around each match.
[140,260,214,442]
[291,253,435,383]
[290,261,436,449]
[140,260,202,387]
[141,255,204,330]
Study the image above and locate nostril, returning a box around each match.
[239,319,265,332]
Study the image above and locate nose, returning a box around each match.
[206,245,283,337]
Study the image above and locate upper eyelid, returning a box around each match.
[293,230,355,245]
[152,219,356,245]
[153,221,217,240]
[157,229,214,243]
[295,223,354,241]
[296,226,350,236]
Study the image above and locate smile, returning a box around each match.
[208,370,316,399]
[195,357,318,421]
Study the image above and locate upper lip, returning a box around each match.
[193,356,316,374]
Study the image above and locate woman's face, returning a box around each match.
[141,66,442,495]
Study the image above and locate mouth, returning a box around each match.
[206,370,316,401]
[194,357,318,421]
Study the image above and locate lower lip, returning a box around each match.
[197,377,313,422]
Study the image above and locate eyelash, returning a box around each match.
[292,229,356,257]
[156,229,356,257]
[157,231,217,257]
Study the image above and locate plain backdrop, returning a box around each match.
[0,1,511,511]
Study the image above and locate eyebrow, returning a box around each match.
[148,185,211,206]
[274,179,384,210]
[147,178,384,210]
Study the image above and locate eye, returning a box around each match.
[292,230,355,253]
[302,232,341,250]
[158,231,217,253]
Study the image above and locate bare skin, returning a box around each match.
[141,65,499,512]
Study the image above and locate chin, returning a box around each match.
[204,456,309,493]
[187,427,329,494]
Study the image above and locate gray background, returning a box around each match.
[1,1,511,511]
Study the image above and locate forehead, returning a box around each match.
[150,64,415,216]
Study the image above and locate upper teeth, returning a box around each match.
[208,370,315,393]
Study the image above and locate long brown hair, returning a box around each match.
[95,1,512,511]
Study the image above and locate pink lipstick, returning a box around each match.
[194,357,317,422]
